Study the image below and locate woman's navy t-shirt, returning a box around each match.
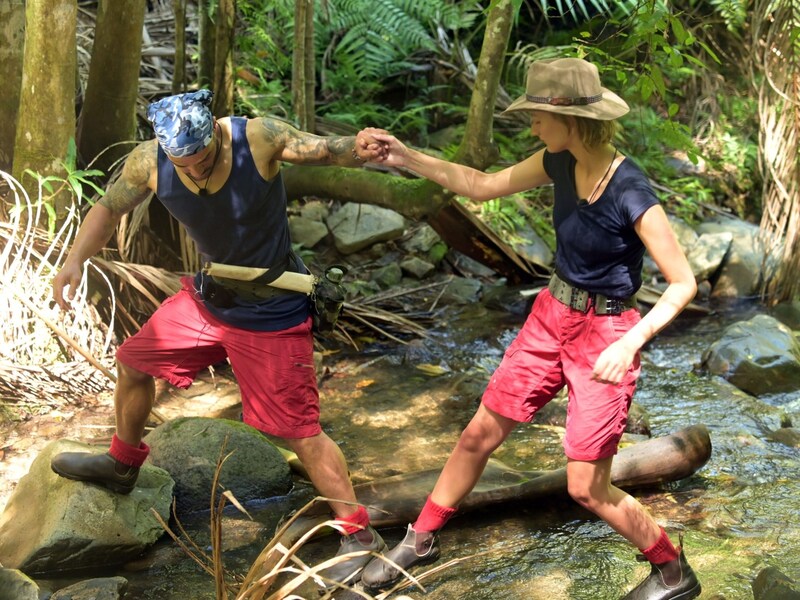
[542,150,660,299]
[156,116,309,331]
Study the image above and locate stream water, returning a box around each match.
[37,298,800,599]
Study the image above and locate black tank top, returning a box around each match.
[156,116,309,331]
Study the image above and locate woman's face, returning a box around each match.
[530,110,572,152]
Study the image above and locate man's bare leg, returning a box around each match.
[283,432,358,518]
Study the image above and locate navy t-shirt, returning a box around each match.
[543,150,660,299]
[156,116,310,331]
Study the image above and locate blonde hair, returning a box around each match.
[552,113,617,149]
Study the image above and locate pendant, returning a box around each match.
[198,189,207,196]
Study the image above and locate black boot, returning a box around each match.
[622,541,701,600]
[361,524,441,591]
[317,525,387,589]
[51,451,139,494]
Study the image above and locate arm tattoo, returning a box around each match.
[98,142,155,215]
[259,118,356,166]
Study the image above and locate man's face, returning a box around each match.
[169,135,217,181]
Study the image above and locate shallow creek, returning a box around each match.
[38,300,800,599]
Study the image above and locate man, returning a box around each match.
[51,89,386,588]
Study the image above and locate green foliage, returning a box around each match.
[20,139,105,236]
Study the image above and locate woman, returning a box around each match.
[361,57,701,600]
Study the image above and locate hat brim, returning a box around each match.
[502,87,629,120]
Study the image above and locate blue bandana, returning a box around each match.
[146,90,214,158]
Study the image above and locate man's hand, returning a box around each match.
[354,127,390,162]
[53,260,84,311]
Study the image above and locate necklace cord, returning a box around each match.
[582,147,618,205]
[188,121,222,196]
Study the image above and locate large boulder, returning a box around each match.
[0,568,38,600]
[0,440,173,574]
[327,202,406,254]
[700,314,800,395]
[51,576,128,600]
[752,567,800,599]
[144,417,292,514]
[696,216,763,299]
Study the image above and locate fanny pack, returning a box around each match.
[201,255,347,333]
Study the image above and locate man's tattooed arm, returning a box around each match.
[257,118,366,167]
[99,140,157,215]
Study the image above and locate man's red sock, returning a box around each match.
[641,527,680,564]
[109,434,150,467]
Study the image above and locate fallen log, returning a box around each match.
[240,425,711,595]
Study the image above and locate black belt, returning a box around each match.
[203,252,303,307]
[548,273,637,315]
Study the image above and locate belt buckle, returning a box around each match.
[601,298,624,315]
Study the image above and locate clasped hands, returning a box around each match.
[353,127,406,167]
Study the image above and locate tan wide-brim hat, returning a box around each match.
[504,57,629,120]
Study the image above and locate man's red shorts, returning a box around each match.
[116,278,320,439]
[482,289,641,461]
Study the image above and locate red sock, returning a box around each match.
[413,495,457,533]
[641,527,679,564]
[339,505,370,535]
[109,434,150,467]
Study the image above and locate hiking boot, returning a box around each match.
[318,525,387,589]
[361,524,440,591]
[622,542,701,600]
[51,451,139,495]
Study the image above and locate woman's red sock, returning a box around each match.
[413,495,457,533]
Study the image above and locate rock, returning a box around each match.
[400,256,436,279]
[288,215,329,248]
[327,203,406,254]
[0,439,173,574]
[686,231,733,282]
[752,566,800,599]
[371,263,402,289]
[51,576,128,600]
[144,417,292,514]
[771,300,800,330]
[400,223,441,254]
[768,427,800,448]
[441,276,483,304]
[696,216,763,299]
[300,200,330,222]
[700,314,800,395]
[0,568,38,600]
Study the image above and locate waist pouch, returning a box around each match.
[548,273,637,315]
[202,256,348,334]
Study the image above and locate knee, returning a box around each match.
[455,423,500,456]
[567,480,596,510]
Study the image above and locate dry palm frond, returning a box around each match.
[752,0,800,303]
[0,170,115,407]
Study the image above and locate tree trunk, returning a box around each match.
[12,0,77,222]
[198,0,215,89]
[211,0,235,117]
[172,0,186,93]
[77,0,146,174]
[0,0,25,173]
[753,0,800,303]
[452,0,514,170]
[292,0,315,132]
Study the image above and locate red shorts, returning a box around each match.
[482,289,641,461]
[117,278,321,439]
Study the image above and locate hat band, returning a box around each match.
[525,93,603,107]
